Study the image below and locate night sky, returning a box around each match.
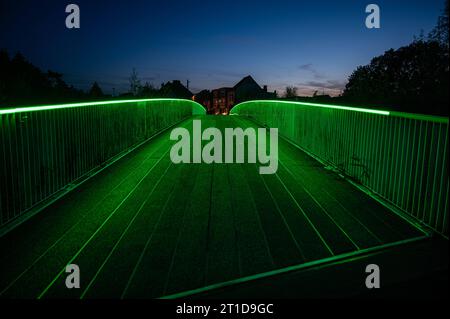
[0,0,444,95]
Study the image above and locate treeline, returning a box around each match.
[0,50,90,108]
[282,0,449,116]
[0,51,192,109]
[342,40,448,116]
[342,0,449,116]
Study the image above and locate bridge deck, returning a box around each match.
[0,116,424,298]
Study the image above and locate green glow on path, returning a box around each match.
[161,235,429,299]
[231,100,391,116]
[0,98,206,115]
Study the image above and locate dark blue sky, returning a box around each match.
[0,0,444,95]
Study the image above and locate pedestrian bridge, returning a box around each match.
[0,99,448,298]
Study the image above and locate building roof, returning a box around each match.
[233,75,262,90]
[160,80,193,99]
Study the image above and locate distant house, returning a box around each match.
[194,75,276,115]
[234,75,274,103]
[212,87,235,115]
[159,80,193,99]
[193,89,212,111]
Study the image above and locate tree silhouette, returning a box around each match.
[89,82,104,98]
[343,0,449,116]
[140,82,158,98]
[0,50,86,108]
[429,0,449,46]
[129,68,142,96]
[284,86,298,98]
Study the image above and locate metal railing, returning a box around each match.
[0,98,205,228]
[231,100,449,237]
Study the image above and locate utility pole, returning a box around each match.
[186,79,190,90]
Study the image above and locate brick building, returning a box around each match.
[193,75,276,115]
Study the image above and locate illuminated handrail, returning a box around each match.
[231,100,449,237]
[232,100,449,123]
[0,98,205,229]
[232,100,391,116]
[0,98,206,115]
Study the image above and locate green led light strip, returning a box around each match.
[231,100,449,123]
[0,98,204,115]
[231,100,390,116]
